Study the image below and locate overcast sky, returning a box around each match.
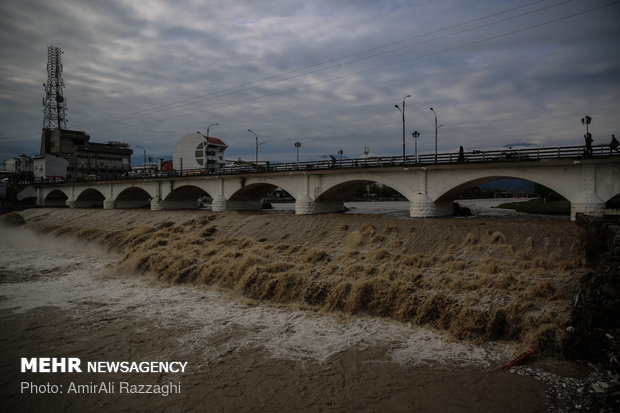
[1,0,618,165]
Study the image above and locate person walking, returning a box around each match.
[610,134,619,154]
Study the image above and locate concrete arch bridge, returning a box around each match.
[36,153,619,221]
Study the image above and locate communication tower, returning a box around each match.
[42,45,67,130]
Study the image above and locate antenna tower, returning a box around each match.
[42,45,67,130]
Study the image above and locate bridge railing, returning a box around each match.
[36,144,618,184]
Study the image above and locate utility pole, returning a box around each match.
[430,107,438,163]
[136,145,146,174]
[248,129,259,166]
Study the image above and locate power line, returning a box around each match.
[92,0,618,135]
[86,0,566,128]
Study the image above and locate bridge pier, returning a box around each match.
[570,163,607,220]
[103,199,116,209]
[295,196,344,214]
[571,202,605,220]
[211,196,228,212]
[409,195,453,218]
[150,197,163,210]
[571,192,606,220]
[66,200,76,208]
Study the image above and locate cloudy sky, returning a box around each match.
[1,0,618,165]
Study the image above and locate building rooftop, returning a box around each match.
[205,136,227,146]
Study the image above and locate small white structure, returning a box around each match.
[173,132,228,172]
[130,164,158,176]
[33,154,69,180]
[4,155,32,173]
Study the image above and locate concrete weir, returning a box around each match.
[34,157,619,221]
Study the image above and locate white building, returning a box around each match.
[130,164,158,176]
[33,154,69,180]
[4,155,33,174]
[173,132,228,172]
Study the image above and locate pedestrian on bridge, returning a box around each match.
[610,134,619,154]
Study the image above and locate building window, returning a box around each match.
[195,142,204,166]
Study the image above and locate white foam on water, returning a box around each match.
[0,225,514,367]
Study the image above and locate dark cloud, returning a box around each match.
[1,0,619,165]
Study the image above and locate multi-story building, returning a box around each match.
[40,128,132,179]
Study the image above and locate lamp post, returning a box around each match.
[248,129,259,166]
[394,94,411,165]
[430,107,438,163]
[206,123,219,137]
[581,116,592,157]
[136,144,146,173]
[294,141,301,169]
[411,131,420,164]
[581,115,592,135]
[338,149,343,167]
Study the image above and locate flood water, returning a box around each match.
[0,203,579,411]
[270,197,563,219]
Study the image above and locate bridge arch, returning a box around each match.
[316,174,412,202]
[115,186,152,209]
[44,189,69,207]
[226,180,301,210]
[434,175,546,202]
[163,185,211,209]
[74,188,105,208]
[317,179,375,202]
[606,192,620,203]
[228,182,279,210]
[296,175,410,215]
[432,171,570,203]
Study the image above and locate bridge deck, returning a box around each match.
[33,144,619,184]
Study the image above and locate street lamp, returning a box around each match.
[294,141,301,169]
[206,123,219,137]
[394,94,411,165]
[248,129,260,166]
[430,107,438,163]
[581,116,592,156]
[136,144,146,173]
[581,115,592,135]
[411,131,420,163]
